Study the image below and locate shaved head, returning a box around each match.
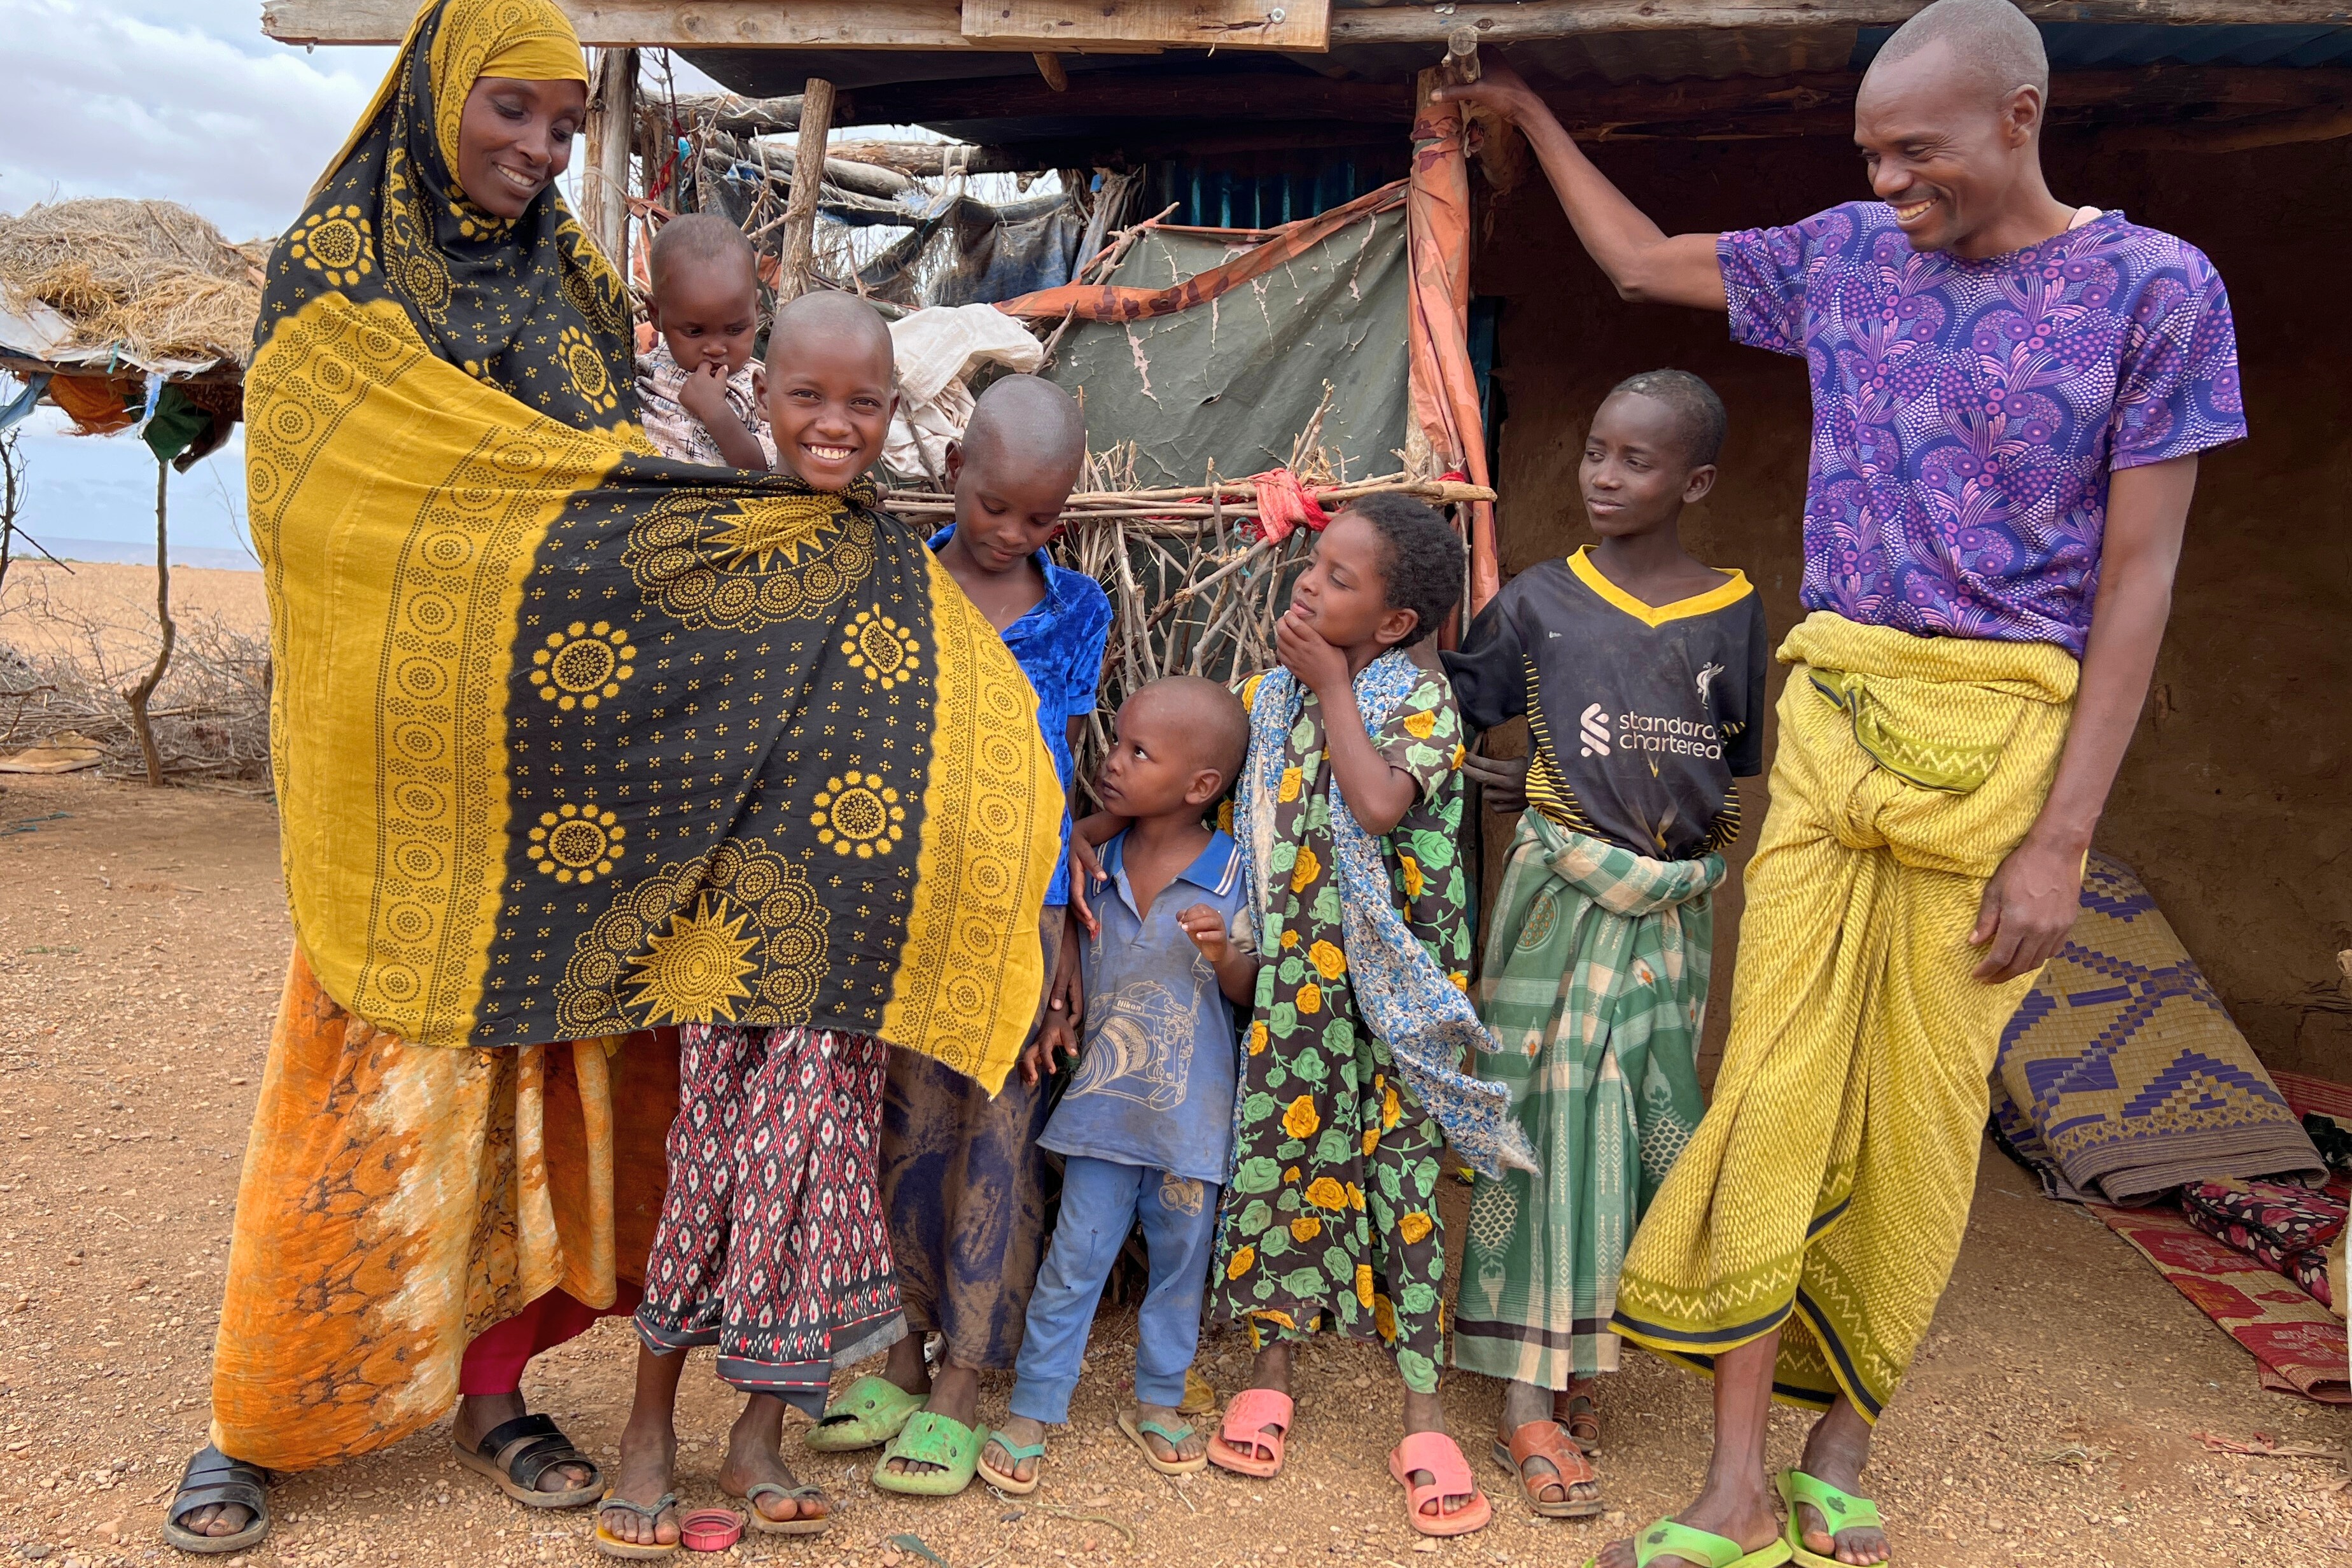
[1604,369,1726,468]
[1868,0,2047,109]
[961,374,1087,488]
[1132,675,1249,791]
[766,290,893,382]
[647,211,755,297]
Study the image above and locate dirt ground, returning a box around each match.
[0,773,2346,1568]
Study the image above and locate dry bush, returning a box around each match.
[0,199,265,367]
[0,573,269,788]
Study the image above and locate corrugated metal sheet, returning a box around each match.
[1856,23,2352,72]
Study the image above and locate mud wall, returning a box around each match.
[1472,129,2352,1079]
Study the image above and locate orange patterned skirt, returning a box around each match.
[207,949,676,1471]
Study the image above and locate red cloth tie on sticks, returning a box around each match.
[1247,468,1330,543]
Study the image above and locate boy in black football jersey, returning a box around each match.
[1441,370,1765,1520]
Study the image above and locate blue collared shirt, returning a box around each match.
[928,526,1112,907]
[1042,829,1247,1184]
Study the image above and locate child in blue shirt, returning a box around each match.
[837,375,1114,1497]
[977,675,1256,1489]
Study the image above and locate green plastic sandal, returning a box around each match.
[1581,1518,1793,1568]
[872,1411,986,1498]
[805,1375,925,1454]
[1776,1469,1887,1568]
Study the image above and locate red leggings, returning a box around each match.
[457,1284,645,1398]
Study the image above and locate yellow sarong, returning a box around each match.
[1611,612,2078,1420]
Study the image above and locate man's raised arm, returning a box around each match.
[1436,62,1726,311]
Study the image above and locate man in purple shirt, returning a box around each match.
[1443,3,2243,1565]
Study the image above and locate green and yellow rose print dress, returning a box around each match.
[1209,656,1471,1392]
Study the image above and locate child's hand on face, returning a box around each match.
[677,359,734,427]
[1275,606,1352,697]
[1176,903,1230,964]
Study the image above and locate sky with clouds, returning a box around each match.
[4,0,396,559]
[1,3,723,563]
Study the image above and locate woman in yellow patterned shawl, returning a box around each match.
[169,0,1061,1553]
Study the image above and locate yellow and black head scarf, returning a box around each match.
[246,0,1061,1090]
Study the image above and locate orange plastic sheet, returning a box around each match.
[1406,88,1500,617]
[995,148,1501,622]
[48,374,139,435]
[995,181,1406,326]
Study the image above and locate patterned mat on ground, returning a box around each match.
[2089,1186,2350,1404]
[1990,853,2322,1205]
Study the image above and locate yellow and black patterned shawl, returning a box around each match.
[246,0,1060,1091]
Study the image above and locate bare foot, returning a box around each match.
[886,1358,977,1478]
[1400,1389,1481,1524]
[1218,1340,1292,1467]
[1591,1482,1780,1568]
[1794,1401,1889,1565]
[598,1412,680,1550]
[1497,1380,1598,1511]
[1128,1401,1208,1466]
[984,1414,1048,1486]
[719,1394,829,1528]
[452,1391,596,1494]
[1557,1379,1601,1453]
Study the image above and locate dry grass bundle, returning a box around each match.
[0,198,265,367]
[0,577,270,788]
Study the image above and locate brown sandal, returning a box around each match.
[1491,1420,1602,1519]
[1560,1393,1601,1455]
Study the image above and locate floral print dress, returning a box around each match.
[1209,661,1470,1392]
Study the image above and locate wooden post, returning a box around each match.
[123,455,176,788]
[776,76,837,303]
[583,46,638,272]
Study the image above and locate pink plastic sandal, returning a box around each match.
[1387,1431,1493,1538]
[1206,1389,1293,1478]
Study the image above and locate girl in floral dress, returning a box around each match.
[1200,496,1535,1539]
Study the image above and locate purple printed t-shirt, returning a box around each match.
[1718,202,2245,655]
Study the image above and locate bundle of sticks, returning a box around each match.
[884,394,1495,802]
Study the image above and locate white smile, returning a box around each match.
[803,444,855,461]
[493,162,541,193]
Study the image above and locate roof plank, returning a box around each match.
[261,0,976,48]
[1332,2,2352,46]
[961,0,1329,53]
[262,0,2352,49]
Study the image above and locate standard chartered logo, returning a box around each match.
[1579,703,1612,757]
[1579,701,1725,760]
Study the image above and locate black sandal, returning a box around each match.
[452,1412,605,1508]
[162,1445,271,1555]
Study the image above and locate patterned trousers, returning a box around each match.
[635,1026,903,1414]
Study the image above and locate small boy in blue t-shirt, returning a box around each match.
[976,676,1257,1490]
[851,375,1114,1497]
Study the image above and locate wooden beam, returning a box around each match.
[265,0,2352,48]
[262,0,975,48]
[582,48,637,270]
[776,78,836,302]
[1543,64,2351,129]
[962,0,1329,52]
[1332,1,2352,46]
[2101,99,2352,152]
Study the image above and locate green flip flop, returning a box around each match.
[1776,1469,1887,1568]
[1583,1518,1793,1568]
[872,1411,987,1497]
[805,1375,925,1454]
